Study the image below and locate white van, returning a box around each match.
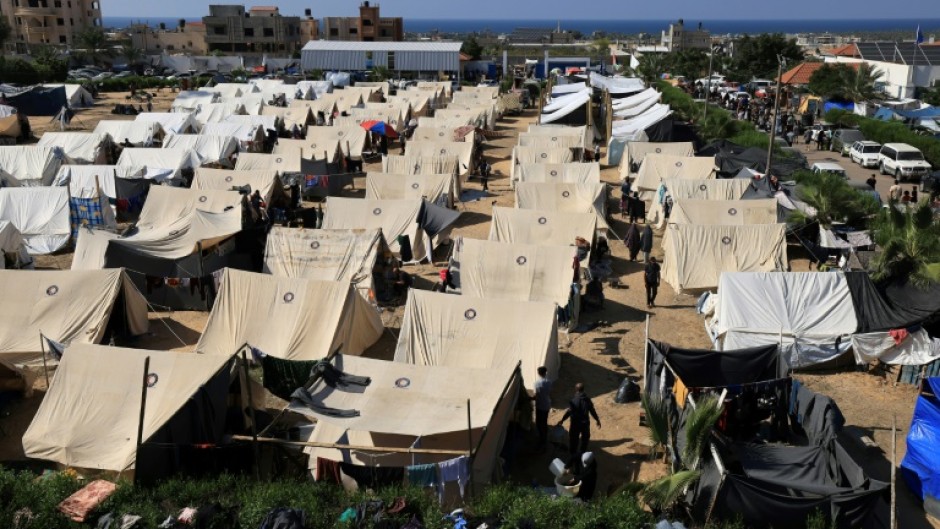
[879,143,932,180]
[849,141,882,168]
[811,162,847,179]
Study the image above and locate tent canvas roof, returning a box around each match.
[93,121,162,147]
[117,147,200,182]
[263,227,383,294]
[192,168,282,204]
[511,146,575,185]
[236,152,303,173]
[37,133,109,165]
[53,165,143,200]
[304,126,368,158]
[0,187,70,254]
[634,154,716,194]
[620,141,695,179]
[0,220,27,265]
[163,134,239,167]
[135,112,199,135]
[489,206,597,248]
[272,138,342,162]
[0,145,62,186]
[195,268,383,360]
[515,182,608,229]
[23,344,230,471]
[647,178,756,228]
[394,289,558,390]
[515,162,600,185]
[321,197,429,257]
[365,172,453,205]
[193,102,248,127]
[668,199,779,225]
[405,141,475,175]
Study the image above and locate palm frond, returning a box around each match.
[682,396,723,469]
[641,391,671,460]
[641,470,702,512]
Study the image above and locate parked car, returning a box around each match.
[811,162,848,179]
[921,170,940,196]
[879,143,932,180]
[849,141,882,168]
[830,129,865,155]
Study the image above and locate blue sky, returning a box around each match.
[104,0,939,20]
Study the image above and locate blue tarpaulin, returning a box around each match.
[901,377,940,505]
[823,100,855,114]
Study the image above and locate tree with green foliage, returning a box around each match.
[637,53,668,85]
[30,46,68,83]
[641,395,723,514]
[670,49,709,81]
[120,44,144,71]
[808,63,849,100]
[726,33,803,82]
[789,170,879,228]
[76,27,112,66]
[370,66,390,81]
[461,36,483,60]
[869,200,940,287]
[924,87,940,107]
[823,108,859,128]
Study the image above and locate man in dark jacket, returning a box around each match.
[628,192,645,223]
[644,256,661,308]
[557,383,601,455]
[639,225,654,263]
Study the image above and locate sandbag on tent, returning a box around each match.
[510,146,575,187]
[300,354,520,491]
[489,207,596,253]
[94,120,163,147]
[619,141,695,180]
[192,102,248,128]
[710,272,858,367]
[844,272,940,334]
[0,269,148,376]
[135,112,200,135]
[382,154,459,177]
[668,199,779,226]
[648,178,754,227]
[117,147,199,183]
[0,221,31,269]
[170,90,220,112]
[0,145,63,186]
[517,134,584,150]
[365,172,453,206]
[902,379,940,520]
[272,138,343,163]
[633,154,716,200]
[263,227,387,296]
[304,126,369,159]
[201,122,264,151]
[0,84,67,116]
[450,237,572,307]
[23,344,233,474]
[0,187,70,254]
[406,140,476,175]
[192,168,285,204]
[662,223,787,292]
[236,152,304,174]
[37,132,110,165]
[515,162,600,184]
[515,182,608,229]
[163,134,239,168]
[394,289,559,390]
[196,268,383,360]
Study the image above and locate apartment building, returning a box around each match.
[322,1,402,42]
[202,5,302,55]
[0,0,102,52]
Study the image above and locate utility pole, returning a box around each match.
[704,46,715,121]
[765,56,785,175]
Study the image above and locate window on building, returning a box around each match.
[213,26,226,35]
[56,18,64,26]
[263,27,273,37]
[68,0,71,6]
[15,17,21,26]
[329,28,339,37]
[387,51,395,69]
[54,0,61,7]
[59,35,66,43]
[167,45,174,50]
[380,29,387,37]
[244,27,254,37]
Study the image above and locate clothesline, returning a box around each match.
[229,435,471,456]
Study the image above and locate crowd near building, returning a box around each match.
[0,0,102,52]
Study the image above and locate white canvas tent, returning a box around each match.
[163,134,239,167]
[135,112,200,135]
[263,227,385,296]
[224,114,278,132]
[489,207,596,250]
[515,163,601,185]
[195,268,383,361]
[515,182,608,229]
[193,102,248,128]
[42,83,94,108]
[526,124,591,151]
[261,106,313,130]
[633,154,716,199]
[304,126,368,159]
[201,122,264,150]
[94,120,163,147]
[235,152,303,174]
[0,187,70,254]
[382,154,459,178]
[0,269,148,375]
[170,90,220,112]
[23,344,231,472]
[37,132,109,165]
[365,172,453,206]
[0,146,63,186]
[709,272,858,367]
[272,138,343,163]
[301,354,519,490]
[662,223,787,292]
[540,91,590,125]
[406,140,475,175]
[668,199,779,226]
[206,82,252,100]
[517,133,584,150]
[647,178,754,228]
[117,147,200,182]
[0,221,31,269]
[322,197,430,261]
[395,289,558,390]
[510,146,575,187]
[192,168,284,204]
[450,237,572,307]
[619,141,695,179]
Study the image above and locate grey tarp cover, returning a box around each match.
[195,268,383,360]
[845,272,940,333]
[515,182,608,229]
[515,163,601,185]
[322,198,429,260]
[0,186,70,254]
[394,289,559,390]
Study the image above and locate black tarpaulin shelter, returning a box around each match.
[0,85,67,116]
[645,340,784,398]
[701,140,806,179]
[643,118,702,148]
[299,157,353,198]
[417,199,461,237]
[845,272,940,333]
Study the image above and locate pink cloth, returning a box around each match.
[889,328,909,346]
[58,480,116,522]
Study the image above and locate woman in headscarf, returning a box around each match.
[624,223,641,262]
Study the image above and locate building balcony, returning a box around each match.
[14,6,56,17]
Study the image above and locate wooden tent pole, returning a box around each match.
[134,356,151,486]
[466,398,475,497]
[229,435,470,456]
[241,348,261,480]
[643,315,650,383]
[891,414,897,529]
[39,333,50,389]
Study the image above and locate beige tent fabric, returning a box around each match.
[196,268,383,360]
[452,237,572,307]
[111,186,244,260]
[394,289,558,390]
[0,220,30,269]
[648,178,754,227]
[193,102,249,128]
[619,141,695,179]
[304,126,369,159]
[389,93,432,116]
[0,269,148,370]
[272,138,343,162]
[515,162,601,184]
[322,197,429,261]
[489,207,597,249]
[37,133,109,165]
[416,80,452,99]
[515,182,608,229]
[263,227,383,295]
[0,115,21,139]
[236,152,303,173]
[527,124,591,150]
[192,168,283,204]
[417,116,477,129]
[662,223,788,292]
[162,134,239,167]
[411,127,467,143]
[23,344,231,472]
[382,154,459,177]
[435,108,489,129]
[510,147,574,186]
[668,199,779,226]
[317,92,364,113]
[289,98,338,118]
[406,141,475,175]
[260,106,313,129]
[633,154,716,199]
[0,186,70,254]
[71,229,118,270]
[365,173,453,206]
[517,133,583,150]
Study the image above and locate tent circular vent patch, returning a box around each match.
[309,241,320,250]
[551,137,558,141]
[728,208,738,216]
[46,285,59,296]
[337,131,344,137]
[199,196,208,202]
[516,256,527,265]
[675,161,683,167]
[169,229,180,236]
[440,149,447,155]
[146,373,159,387]
[464,309,477,320]
[550,170,558,177]
[310,143,317,149]
[395,377,411,389]
[225,176,233,183]
[283,292,295,303]
[721,236,732,245]
[411,183,420,189]
[538,217,548,225]
[373,208,382,216]
[561,191,571,198]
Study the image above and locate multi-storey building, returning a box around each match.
[128,21,208,55]
[0,0,102,52]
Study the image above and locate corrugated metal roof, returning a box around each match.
[302,40,463,53]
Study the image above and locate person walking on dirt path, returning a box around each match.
[625,223,641,261]
[639,225,654,263]
[889,179,902,202]
[644,256,661,308]
[557,383,601,456]
[533,366,553,451]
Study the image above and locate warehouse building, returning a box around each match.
[301,41,463,78]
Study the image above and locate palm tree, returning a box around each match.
[120,44,144,72]
[76,27,112,66]
[869,200,940,287]
[842,63,885,104]
[636,53,667,86]
[697,111,737,141]
[641,395,723,514]
[789,170,879,228]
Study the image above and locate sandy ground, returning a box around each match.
[3,93,936,527]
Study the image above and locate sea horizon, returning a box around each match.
[103,17,940,37]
